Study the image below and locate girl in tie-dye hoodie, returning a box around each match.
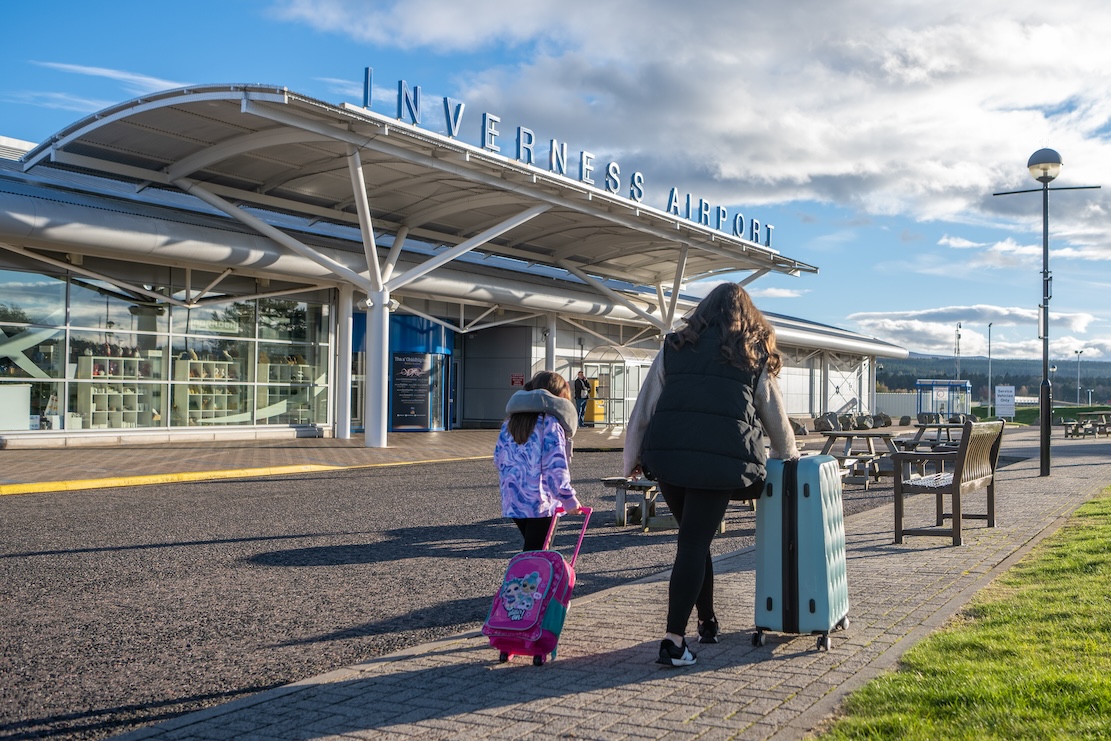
[494,370,582,551]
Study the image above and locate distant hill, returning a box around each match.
[877,356,1111,404]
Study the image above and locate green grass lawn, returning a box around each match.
[819,494,1111,740]
[971,405,1111,426]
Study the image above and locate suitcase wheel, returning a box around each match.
[532,654,546,666]
[751,631,766,647]
[498,651,510,663]
[817,634,832,652]
[837,616,850,631]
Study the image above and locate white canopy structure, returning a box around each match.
[0,84,904,446]
[0,84,839,448]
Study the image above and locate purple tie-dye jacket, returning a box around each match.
[494,414,580,518]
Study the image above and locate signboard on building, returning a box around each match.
[995,385,1016,418]
[510,373,525,387]
[391,352,432,430]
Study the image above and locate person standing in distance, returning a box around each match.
[495,371,582,552]
[573,370,591,426]
[624,283,799,666]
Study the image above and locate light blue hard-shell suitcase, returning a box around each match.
[753,455,850,650]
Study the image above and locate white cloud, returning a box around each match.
[2,91,116,114]
[31,62,189,95]
[269,0,1111,239]
[272,0,566,51]
[849,304,1099,356]
[939,235,984,249]
[316,77,364,99]
[749,287,807,299]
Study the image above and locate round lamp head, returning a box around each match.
[1028,148,1063,183]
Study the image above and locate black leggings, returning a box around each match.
[514,517,554,551]
[658,483,732,636]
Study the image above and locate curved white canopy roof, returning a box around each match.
[20,84,816,295]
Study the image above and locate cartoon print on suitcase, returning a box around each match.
[482,507,592,665]
[753,455,849,650]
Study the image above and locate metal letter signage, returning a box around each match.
[363,66,773,245]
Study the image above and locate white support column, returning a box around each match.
[820,353,831,416]
[866,358,876,415]
[382,226,408,283]
[364,287,391,448]
[665,246,688,328]
[556,260,668,330]
[335,284,354,439]
[387,204,550,291]
[737,269,770,288]
[346,145,384,292]
[174,179,373,292]
[545,313,557,370]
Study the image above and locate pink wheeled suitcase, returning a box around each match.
[482,507,592,665]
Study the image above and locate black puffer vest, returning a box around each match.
[640,325,767,491]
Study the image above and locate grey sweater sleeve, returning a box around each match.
[623,352,665,477]
[754,367,800,460]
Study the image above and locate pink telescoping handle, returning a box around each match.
[543,506,593,567]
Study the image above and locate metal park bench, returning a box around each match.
[892,419,1005,547]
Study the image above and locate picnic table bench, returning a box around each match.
[892,419,1005,546]
[818,430,899,489]
[601,476,726,533]
[1066,412,1111,438]
[602,476,668,529]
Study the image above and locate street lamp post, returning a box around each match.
[1075,349,1084,406]
[994,149,1100,477]
[987,322,993,419]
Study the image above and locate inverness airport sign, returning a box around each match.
[363,67,774,248]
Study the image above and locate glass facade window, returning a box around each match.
[257,342,328,425]
[172,302,255,338]
[69,381,166,430]
[69,279,169,334]
[0,269,66,326]
[0,324,65,380]
[0,266,333,433]
[259,299,327,343]
[0,380,65,430]
[68,330,170,429]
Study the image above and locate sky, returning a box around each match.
[2,0,1111,362]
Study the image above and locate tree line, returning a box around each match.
[876,356,1111,406]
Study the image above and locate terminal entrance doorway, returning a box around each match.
[582,345,655,426]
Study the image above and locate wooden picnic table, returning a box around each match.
[897,422,965,450]
[601,476,729,532]
[819,430,899,489]
[1066,412,1111,438]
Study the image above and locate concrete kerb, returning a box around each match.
[0,455,495,496]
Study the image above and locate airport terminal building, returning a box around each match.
[0,82,906,447]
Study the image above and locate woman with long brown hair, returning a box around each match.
[625,283,799,666]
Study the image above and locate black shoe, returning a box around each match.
[697,618,720,644]
[656,638,697,666]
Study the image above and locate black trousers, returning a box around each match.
[514,516,553,552]
[658,483,732,636]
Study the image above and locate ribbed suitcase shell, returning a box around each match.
[754,455,849,649]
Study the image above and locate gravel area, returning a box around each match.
[0,451,902,740]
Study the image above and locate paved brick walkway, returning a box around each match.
[43,427,1095,740]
